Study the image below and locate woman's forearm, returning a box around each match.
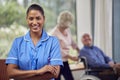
[8,68,37,79]
[67,54,78,61]
[7,64,60,80]
[9,69,56,80]
[25,72,54,80]
[7,64,45,79]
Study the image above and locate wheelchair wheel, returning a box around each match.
[80,75,101,80]
[118,77,120,80]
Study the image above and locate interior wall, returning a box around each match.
[113,0,120,62]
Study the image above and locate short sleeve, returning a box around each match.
[6,38,18,65]
[49,37,63,66]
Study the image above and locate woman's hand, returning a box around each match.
[37,65,60,78]
[66,54,79,61]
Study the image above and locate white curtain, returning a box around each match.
[76,0,92,48]
[94,0,112,58]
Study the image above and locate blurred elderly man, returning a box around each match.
[79,33,119,80]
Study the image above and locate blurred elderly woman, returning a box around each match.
[51,11,80,80]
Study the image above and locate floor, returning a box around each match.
[61,63,85,80]
[61,70,85,80]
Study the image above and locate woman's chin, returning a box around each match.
[31,29,41,33]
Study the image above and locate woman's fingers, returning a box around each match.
[37,65,59,77]
[36,65,60,78]
[45,65,58,76]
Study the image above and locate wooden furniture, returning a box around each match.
[0,59,56,80]
[0,59,9,80]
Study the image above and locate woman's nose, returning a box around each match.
[32,19,37,25]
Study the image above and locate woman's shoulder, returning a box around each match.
[15,36,24,40]
[49,27,59,36]
[48,35,59,41]
[13,36,24,43]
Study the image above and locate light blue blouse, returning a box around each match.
[6,29,63,71]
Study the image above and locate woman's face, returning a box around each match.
[26,10,45,33]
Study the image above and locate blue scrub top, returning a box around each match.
[6,29,63,71]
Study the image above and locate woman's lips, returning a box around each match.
[32,26,39,29]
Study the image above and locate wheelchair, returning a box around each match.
[79,57,118,80]
[79,57,100,80]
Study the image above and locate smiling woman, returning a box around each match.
[5,4,63,80]
[26,4,45,45]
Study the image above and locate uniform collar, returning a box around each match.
[24,29,49,42]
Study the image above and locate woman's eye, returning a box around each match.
[29,17,33,21]
[36,17,41,20]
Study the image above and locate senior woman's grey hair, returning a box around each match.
[57,11,74,28]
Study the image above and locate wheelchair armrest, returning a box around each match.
[80,56,88,69]
[89,67,113,72]
[80,57,114,72]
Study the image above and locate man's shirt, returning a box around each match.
[79,46,113,68]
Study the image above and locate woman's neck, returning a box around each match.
[58,27,68,36]
[58,25,65,33]
[30,31,42,46]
